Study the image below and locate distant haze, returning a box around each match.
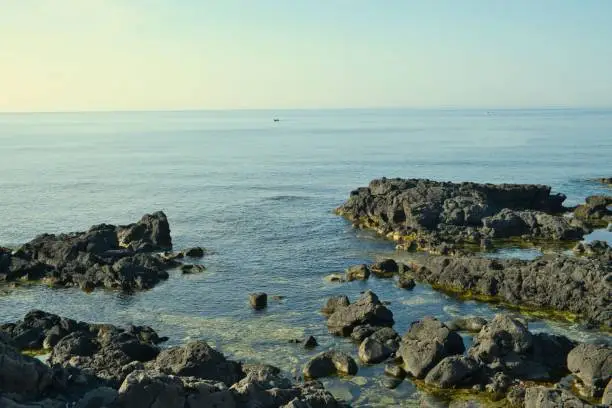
[2,0,612,112]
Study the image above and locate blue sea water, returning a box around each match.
[1,109,611,406]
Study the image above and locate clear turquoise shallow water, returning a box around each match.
[1,109,611,406]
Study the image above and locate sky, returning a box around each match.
[1,0,612,111]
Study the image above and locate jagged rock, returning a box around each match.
[303,336,317,349]
[149,340,244,386]
[326,290,394,336]
[117,211,172,251]
[345,264,370,281]
[567,343,612,400]
[574,195,612,226]
[447,316,487,332]
[399,317,465,379]
[249,293,268,310]
[303,351,358,378]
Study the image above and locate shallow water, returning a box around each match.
[1,109,611,406]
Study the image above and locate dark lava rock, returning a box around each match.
[424,356,481,388]
[412,255,612,329]
[2,212,183,292]
[447,316,487,332]
[345,264,370,281]
[326,290,394,337]
[304,336,318,349]
[303,350,358,378]
[524,386,592,408]
[249,292,268,310]
[0,335,54,397]
[179,264,206,274]
[321,295,350,316]
[358,337,392,364]
[183,247,206,258]
[150,340,244,386]
[399,317,465,379]
[336,178,581,251]
[567,343,612,400]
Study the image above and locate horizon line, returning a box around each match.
[1,105,612,115]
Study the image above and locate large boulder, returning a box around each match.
[326,290,394,336]
[345,264,370,281]
[358,337,392,364]
[399,317,465,379]
[302,351,358,379]
[567,343,612,400]
[321,295,350,316]
[150,340,244,386]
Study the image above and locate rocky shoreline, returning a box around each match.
[336,178,612,330]
[1,310,347,408]
[310,290,611,407]
[0,211,206,292]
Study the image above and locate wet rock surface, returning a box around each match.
[574,195,612,227]
[1,311,347,408]
[0,212,207,292]
[567,343,612,400]
[302,351,358,379]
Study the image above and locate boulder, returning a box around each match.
[0,337,54,396]
[358,337,392,364]
[384,364,406,379]
[396,275,415,290]
[303,351,358,378]
[180,264,206,274]
[249,293,268,310]
[303,336,318,349]
[183,247,206,258]
[76,387,119,408]
[567,343,612,399]
[399,317,465,379]
[150,340,244,386]
[424,356,481,388]
[326,290,394,336]
[345,264,370,281]
[370,259,400,278]
[574,195,612,226]
[117,211,172,251]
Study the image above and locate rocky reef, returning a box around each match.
[336,178,600,253]
[1,310,347,408]
[317,291,612,407]
[0,212,206,292]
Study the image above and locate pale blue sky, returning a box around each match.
[1,0,611,111]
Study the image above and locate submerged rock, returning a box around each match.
[447,316,487,332]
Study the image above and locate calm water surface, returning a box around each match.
[1,109,611,406]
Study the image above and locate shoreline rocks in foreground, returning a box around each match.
[336,178,609,253]
[1,310,347,408]
[319,291,611,407]
[0,211,207,292]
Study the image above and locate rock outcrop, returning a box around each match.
[336,178,587,253]
[411,255,611,329]
[0,212,207,292]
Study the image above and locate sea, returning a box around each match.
[1,109,611,406]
